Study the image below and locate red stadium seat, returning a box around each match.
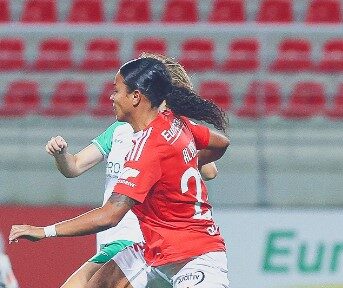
[281,82,326,119]
[0,38,25,70]
[256,0,293,23]
[114,0,151,23]
[0,0,10,22]
[324,84,343,119]
[222,38,259,72]
[21,0,57,23]
[68,0,104,23]
[317,39,343,72]
[133,38,167,58]
[0,81,40,117]
[208,0,245,23]
[89,82,114,117]
[179,38,215,71]
[80,38,120,71]
[162,0,198,23]
[236,81,281,118]
[306,0,341,23]
[199,81,232,110]
[270,39,313,72]
[40,81,88,117]
[34,38,73,71]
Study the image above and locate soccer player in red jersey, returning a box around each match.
[9,57,230,287]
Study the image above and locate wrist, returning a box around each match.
[43,225,57,238]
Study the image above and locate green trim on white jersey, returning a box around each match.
[91,121,127,156]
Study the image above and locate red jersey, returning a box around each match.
[114,111,226,266]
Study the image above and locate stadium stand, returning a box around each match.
[270,38,313,72]
[324,83,343,119]
[0,80,40,117]
[39,81,88,117]
[80,38,121,71]
[236,81,281,118]
[256,0,293,23]
[89,81,114,117]
[34,38,73,71]
[162,0,198,23]
[222,38,260,72]
[305,0,341,23]
[0,38,25,70]
[316,39,343,72]
[67,0,104,23]
[208,0,245,23]
[199,80,232,110]
[0,0,9,22]
[114,0,151,23]
[0,0,342,121]
[21,0,57,23]
[281,81,326,118]
[179,38,215,71]
[133,38,167,58]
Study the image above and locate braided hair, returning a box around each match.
[119,57,228,132]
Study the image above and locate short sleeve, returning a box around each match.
[113,128,162,203]
[91,121,126,156]
[181,117,210,150]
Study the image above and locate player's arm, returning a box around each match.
[46,136,103,178]
[9,193,136,243]
[199,162,217,181]
[198,129,230,167]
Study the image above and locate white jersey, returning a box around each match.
[92,122,143,251]
[0,254,19,288]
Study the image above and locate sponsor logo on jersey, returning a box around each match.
[175,270,205,286]
[119,167,140,179]
[161,118,183,144]
[112,138,123,144]
[117,167,140,188]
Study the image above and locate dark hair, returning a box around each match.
[120,58,227,132]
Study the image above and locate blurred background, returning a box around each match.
[0,0,342,287]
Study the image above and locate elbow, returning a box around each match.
[98,205,124,229]
[64,174,76,179]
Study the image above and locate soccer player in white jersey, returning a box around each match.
[44,54,219,288]
[0,232,19,288]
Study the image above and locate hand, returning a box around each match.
[9,225,45,244]
[46,136,68,156]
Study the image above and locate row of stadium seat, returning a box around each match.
[1,80,342,119]
[1,37,343,73]
[0,0,342,24]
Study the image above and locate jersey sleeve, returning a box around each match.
[113,128,162,203]
[91,121,126,156]
[181,117,210,150]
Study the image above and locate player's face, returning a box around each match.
[110,73,133,122]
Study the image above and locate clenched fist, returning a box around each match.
[45,136,68,155]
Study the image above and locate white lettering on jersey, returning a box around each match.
[117,167,140,188]
[182,141,197,164]
[161,118,183,144]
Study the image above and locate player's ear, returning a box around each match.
[132,90,142,106]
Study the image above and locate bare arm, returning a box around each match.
[9,193,136,242]
[198,130,230,167]
[46,136,103,178]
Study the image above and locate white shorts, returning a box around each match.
[112,243,230,288]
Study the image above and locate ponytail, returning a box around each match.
[166,85,228,132]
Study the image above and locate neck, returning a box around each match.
[130,108,159,132]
